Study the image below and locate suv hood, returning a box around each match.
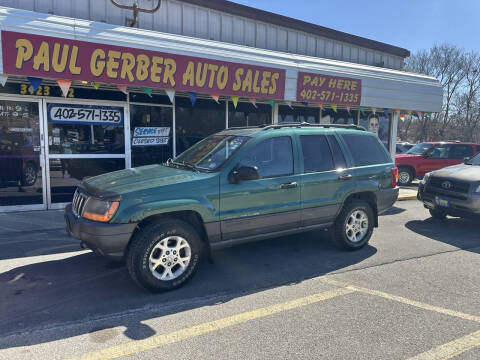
[83,164,210,195]
[432,164,480,182]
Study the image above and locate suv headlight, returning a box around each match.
[82,198,119,222]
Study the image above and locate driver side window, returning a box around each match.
[428,145,449,159]
[238,136,293,178]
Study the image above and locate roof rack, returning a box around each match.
[224,124,268,130]
[261,122,366,131]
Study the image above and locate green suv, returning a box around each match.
[65,123,399,292]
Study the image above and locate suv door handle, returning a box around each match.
[280,182,297,189]
[338,174,353,180]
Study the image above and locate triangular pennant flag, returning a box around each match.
[384,108,389,116]
[430,112,435,120]
[359,106,365,115]
[267,99,275,108]
[231,96,239,109]
[141,86,152,98]
[27,77,42,91]
[400,113,405,122]
[417,111,423,118]
[346,105,351,113]
[210,94,220,104]
[116,84,127,95]
[301,102,308,106]
[330,104,337,112]
[165,90,175,104]
[57,79,72,97]
[248,98,257,108]
[188,92,197,106]
[371,107,376,115]
[407,110,412,115]
[286,101,293,109]
[0,74,7,87]
[316,103,323,109]
[92,82,100,90]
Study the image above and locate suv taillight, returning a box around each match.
[391,167,399,188]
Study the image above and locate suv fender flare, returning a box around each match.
[337,191,379,228]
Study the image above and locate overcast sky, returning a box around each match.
[233,0,479,54]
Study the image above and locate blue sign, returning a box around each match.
[48,103,124,126]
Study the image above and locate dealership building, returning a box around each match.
[0,0,442,212]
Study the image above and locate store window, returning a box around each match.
[279,105,319,123]
[359,111,391,151]
[130,105,173,167]
[175,97,226,155]
[321,109,356,125]
[47,103,125,155]
[0,100,43,206]
[49,158,125,203]
[228,102,272,128]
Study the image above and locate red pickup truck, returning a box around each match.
[395,142,480,185]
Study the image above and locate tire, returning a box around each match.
[126,218,203,292]
[330,199,374,250]
[429,209,447,220]
[21,162,37,186]
[398,167,413,186]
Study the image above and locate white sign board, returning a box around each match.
[133,127,170,137]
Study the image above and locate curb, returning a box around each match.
[397,194,417,201]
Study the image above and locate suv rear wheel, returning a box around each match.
[330,200,374,250]
[127,219,202,292]
[398,166,413,186]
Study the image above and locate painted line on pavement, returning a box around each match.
[72,287,355,360]
[407,330,480,360]
[322,278,480,323]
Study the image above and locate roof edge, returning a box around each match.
[178,0,411,58]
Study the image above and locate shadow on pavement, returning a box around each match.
[405,217,479,253]
[380,206,406,216]
[0,230,376,348]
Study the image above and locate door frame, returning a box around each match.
[0,95,47,212]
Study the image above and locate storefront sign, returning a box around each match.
[132,137,169,146]
[297,72,361,106]
[133,127,170,137]
[2,31,286,100]
[47,103,124,126]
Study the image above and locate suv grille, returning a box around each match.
[72,190,89,216]
[428,177,470,193]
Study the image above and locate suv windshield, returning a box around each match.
[465,152,480,165]
[173,135,250,171]
[406,143,433,155]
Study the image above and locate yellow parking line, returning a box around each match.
[73,287,355,360]
[321,278,480,323]
[407,330,480,360]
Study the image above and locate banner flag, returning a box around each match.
[371,107,376,115]
[248,98,257,108]
[316,103,323,109]
[188,92,197,106]
[286,101,293,109]
[27,77,42,91]
[116,84,127,95]
[359,106,365,115]
[407,110,412,115]
[400,113,405,122]
[330,104,337,112]
[267,99,275,108]
[301,102,308,106]
[346,105,351,113]
[417,111,423,118]
[231,96,239,109]
[92,82,100,89]
[141,86,152,98]
[165,90,175,104]
[57,79,72,97]
[384,108,389,116]
[0,74,7,87]
[210,94,220,103]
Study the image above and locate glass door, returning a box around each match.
[0,97,46,211]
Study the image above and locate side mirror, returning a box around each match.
[229,165,260,183]
[423,153,431,159]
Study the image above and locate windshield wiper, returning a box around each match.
[170,160,199,172]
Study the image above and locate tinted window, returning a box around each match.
[448,145,474,159]
[342,134,391,166]
[407,143,433,155]
[327,135,347,169]
[239,136,293,178]
[477,146,480,153]
[428,144,449,159]
[300,135,334,173]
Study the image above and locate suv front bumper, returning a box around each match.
[65,204,137,261]
[418,183,480,218]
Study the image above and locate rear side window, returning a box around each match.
[341,134,391,166]
[300,135,334,173]
[448,145,474,159]
[327,135,347,169]
[477,146,480,153]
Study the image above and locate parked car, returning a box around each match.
[395,142,480,186]
[65,123,399,292]
[417,152,480,220]
[396,142,415,154]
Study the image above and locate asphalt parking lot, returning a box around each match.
[0,200,479,359]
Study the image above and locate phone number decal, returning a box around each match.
[296,72,361,106]
[47,104,124,126]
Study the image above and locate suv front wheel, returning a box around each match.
[127,219,202,292]
[330,200,374,250]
